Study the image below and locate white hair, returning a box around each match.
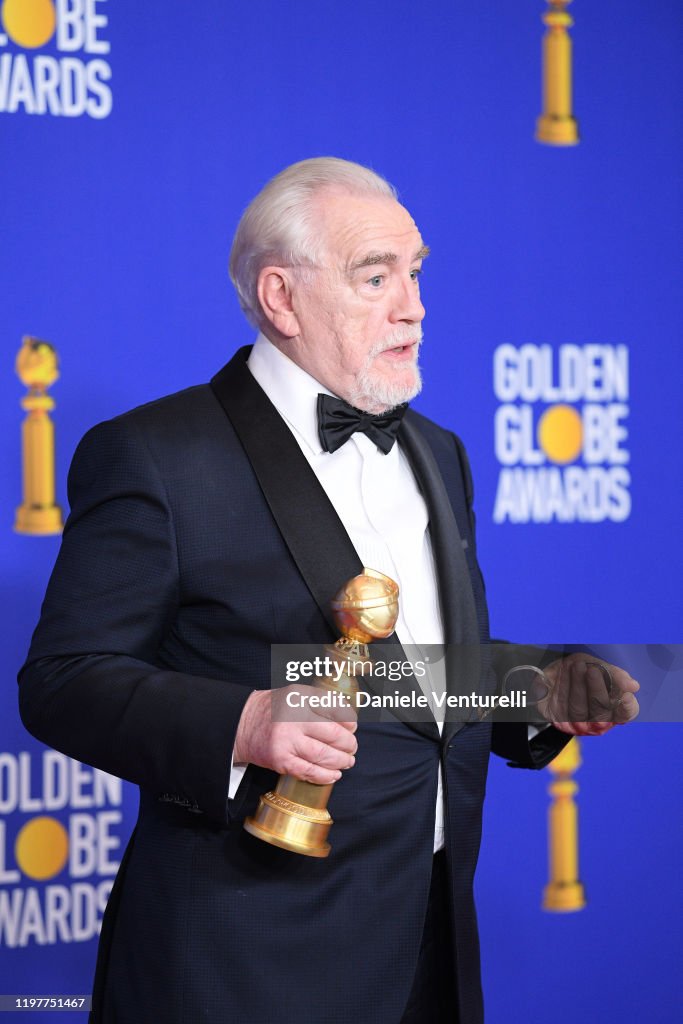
[229,157,397,327]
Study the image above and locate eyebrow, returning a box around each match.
[348,244,430,273]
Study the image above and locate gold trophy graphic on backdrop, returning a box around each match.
[15,336,63,535]
[536,0,579,146]
[543,737,586,911]
[244,568,399,857]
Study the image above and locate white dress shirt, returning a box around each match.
[231,333,449,851]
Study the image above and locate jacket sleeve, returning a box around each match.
[18,415,254,825]
[451,433,570,769]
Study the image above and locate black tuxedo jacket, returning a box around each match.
[19,347,565,1024]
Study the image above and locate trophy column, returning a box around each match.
[535,0,579,146]
[543,738,586,911]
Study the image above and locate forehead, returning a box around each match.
[312,190,423,265]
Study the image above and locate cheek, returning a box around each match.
[342,316,377,363]
[322,288,389,371]
[325,300,367,357]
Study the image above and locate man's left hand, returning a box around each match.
[539,653,640,736]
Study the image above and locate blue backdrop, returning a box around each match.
[2,2,681,1021]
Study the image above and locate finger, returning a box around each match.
[293,735,356,773]
[569,657,639,695]
[337,717,358,733]
[585,664,614,721]
[565,660,590,722]
[552,721,581,735]
[554,721,614,736]
[577,721,614,736]
[613,690,640,724]
[273,686,358,727]
[607,665,640,695]
[587,721,614,734]
[302,719,358,755]
[548,720,581,737]
[282,754,343,785]
[312,701,359,729]
[546,660,588,723]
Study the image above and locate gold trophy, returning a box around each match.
[15,336,63,535]
[535,0,579,146]
[244,568,399,857]
[543,738,586,911]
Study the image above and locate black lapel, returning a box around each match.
[210,347,439,742]
[210,347,359,636]
[399,414,482,744]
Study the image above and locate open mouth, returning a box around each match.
[382,342,417,358]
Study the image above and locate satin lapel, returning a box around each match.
[398,415,481,744]
[210,348,359,636]
[210,348,439,741]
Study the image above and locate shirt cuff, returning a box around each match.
[527,723,551,740]
[228,754,248,800]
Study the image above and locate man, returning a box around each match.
[19,158,638,1024]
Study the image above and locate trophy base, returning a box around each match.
[535,114,579,146]
[14,504,63,535]
[244,790,332,858]
[542,881,586,912]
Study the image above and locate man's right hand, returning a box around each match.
[233,686,358,784]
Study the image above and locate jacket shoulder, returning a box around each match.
[111,382,221,433]
[75,380,233,455]
[65,380,240,511]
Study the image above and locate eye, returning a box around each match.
[409,268,422,283]
[368,274,384,288]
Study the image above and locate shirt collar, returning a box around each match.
[246,333,333,456]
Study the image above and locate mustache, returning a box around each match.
[369,326,423,357]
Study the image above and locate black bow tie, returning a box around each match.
[317,393,408,455]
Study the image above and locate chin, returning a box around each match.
[349,366,423,414]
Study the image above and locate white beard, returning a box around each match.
[347,326,423,413]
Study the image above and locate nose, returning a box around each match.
[390,275,425,324]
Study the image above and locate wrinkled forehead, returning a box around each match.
[311,189,424,268]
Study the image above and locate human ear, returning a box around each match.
[257,268,301,338]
